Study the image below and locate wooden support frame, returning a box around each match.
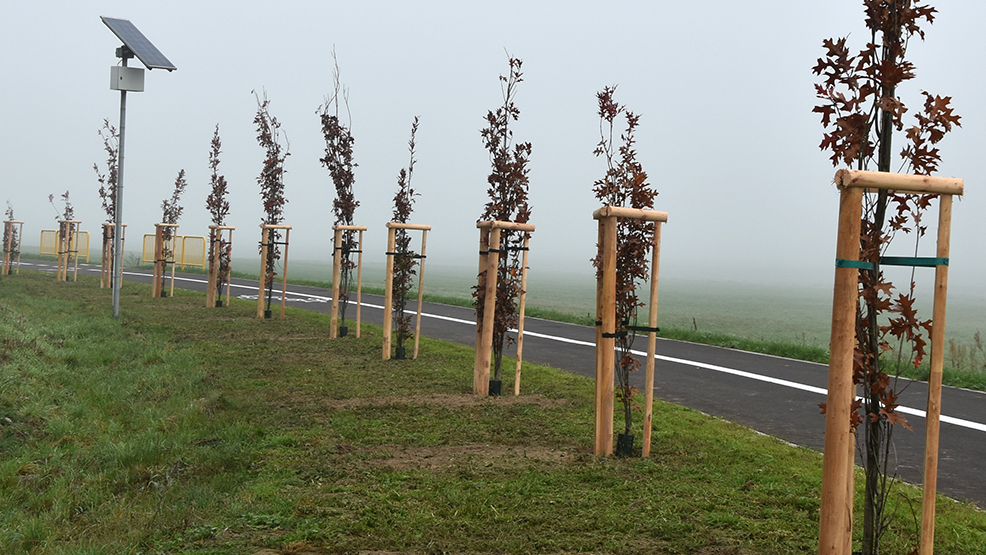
[818,169,962,555]
[151,223,179,297]
[56,219,82,282]
[2,220,24,276]
[100,222,126,288]
[473,220,535,396]
[330,225,367,338]
[383,222,432,360]
[207,225,235,308]
[592,205,667,457]
[257,224,292,319]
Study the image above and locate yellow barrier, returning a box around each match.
[40,229,89,262]
[142,234,207,269]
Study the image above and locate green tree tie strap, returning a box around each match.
[836,257,948,270]
[880,256,948,267]
[835,259,875,270]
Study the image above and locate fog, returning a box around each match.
[2,1,983,300]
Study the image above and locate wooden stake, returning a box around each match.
[476,227,501,396]
[514,232,530,395]
[642,221,662,457]
[207,227,219,308]
[383,226,396,360]
[596,215,617,456]
[225,228,233,307]
[257,225,269,318]
[101,223,111,288]
[413,229,428,359]
[169,234,177,297]
[152,224,164,297]
[280,228,291,318]
[356,229,363,338]
[330,227,342,337]
[474,228,490,394]
[818,186,863,555]
[920,194,953,555]
[594,220,605,453]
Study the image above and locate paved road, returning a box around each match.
[20,261,986,507]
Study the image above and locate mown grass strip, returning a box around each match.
[1,272,984,554]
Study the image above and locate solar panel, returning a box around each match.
[101,16,176,71]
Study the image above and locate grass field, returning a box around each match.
[2,272,985,554]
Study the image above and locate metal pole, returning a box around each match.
[112,57,128,318]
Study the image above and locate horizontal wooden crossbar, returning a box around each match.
[477,220,536,232]
[835,169,963,196]
[333,225,367,231]
[208,225,235,230]
[261,224,292,230]
[592,205,668,222]
[386,222,432,231]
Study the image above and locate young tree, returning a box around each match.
[391,117,420,358]
[475,55,532,392]
[94,119,120,285]
[159,169,187,294]
[254,90,290,315]
[813,2,960,552]
[205,124,232,302]
[591,86,658,451]
[318,52,359,331]
[94,119,119,223]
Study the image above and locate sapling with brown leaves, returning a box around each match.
[475,55,532,391]
[813,2,960,552]
[94,119,120,283]
[254,90,290,315]
[318,52,359,331]
[94,120,118,221]
[205,124,232,303]
[159,169,187,295]
[591,86,658,451]
[391,117,420,358]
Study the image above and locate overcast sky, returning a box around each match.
[1,0,983,295]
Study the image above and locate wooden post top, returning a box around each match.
[4,220,24,224]
[333,224,368,231]
[154,222,179,228]
[476,220,536,232]
[260,224,292,230]
[386,222,432,231]
[208,225,236,230]
[592,205,668,222]
[835,169,964,196]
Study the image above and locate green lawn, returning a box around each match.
[1,272,984,554]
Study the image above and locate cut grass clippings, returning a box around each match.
[1,272,984,554]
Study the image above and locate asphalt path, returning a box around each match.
[20,260,986,508]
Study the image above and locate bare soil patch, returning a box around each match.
[323,393,568,411]
[364,442,586,470]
